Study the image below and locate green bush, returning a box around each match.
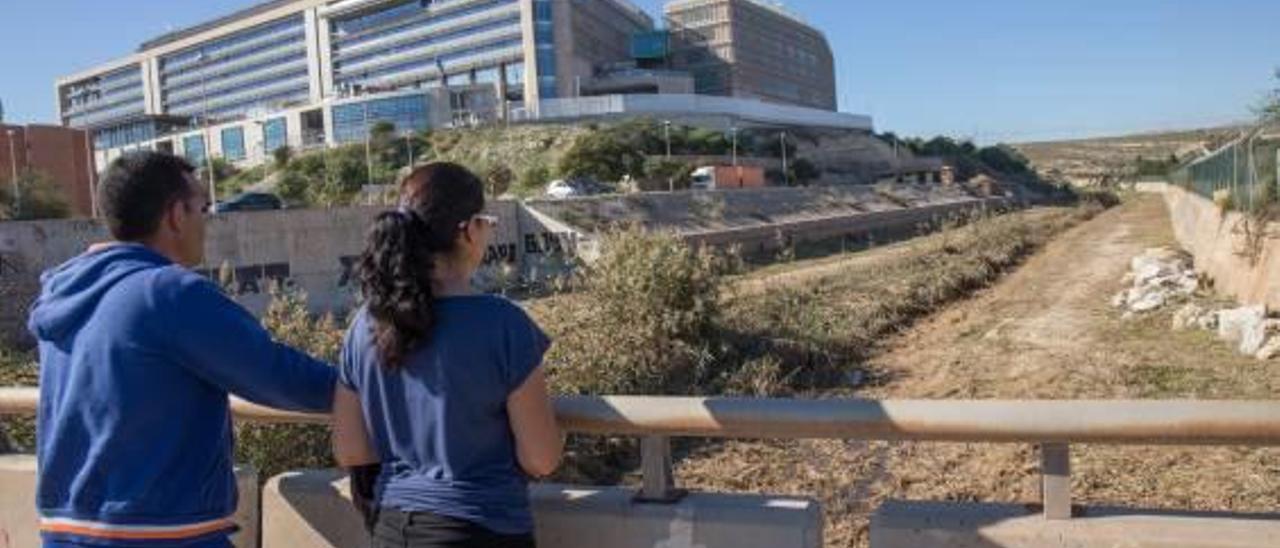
[0,347,37,452]
[642,157,694,191]
[234,286,344,481]
[542,228,722,395]
[0,169,71,220]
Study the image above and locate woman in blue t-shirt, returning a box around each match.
[330,162,563,548]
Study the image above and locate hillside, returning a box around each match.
[1014,127,1241,185]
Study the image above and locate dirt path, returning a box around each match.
[676,195,1280,547]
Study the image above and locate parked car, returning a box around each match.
[544,177,611,199]
[212,192,284,214]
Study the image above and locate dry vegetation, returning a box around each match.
[1015,127,1240,186]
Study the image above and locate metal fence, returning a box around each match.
[1170,126,1280,211]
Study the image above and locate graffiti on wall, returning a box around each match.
[524,231,578,256]
[195,263,292,295]
[0,252,22,281]
[484,243,518,266]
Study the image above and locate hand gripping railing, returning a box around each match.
[5,388,1280,518]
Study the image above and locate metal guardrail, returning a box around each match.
[4,388,1280,518]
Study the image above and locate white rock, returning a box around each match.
[1172,303,1206,331]
[1129,289,1167,313]
[1196,311,1219,331]
[1256,337,1280,360]
[1217,305,1267,344]
[1111,291,1130,308]
[1240,319,1280,356]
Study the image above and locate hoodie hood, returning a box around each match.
[28,244,173,343]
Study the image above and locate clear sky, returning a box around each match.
[1,0,1277,142]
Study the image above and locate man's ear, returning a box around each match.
[164,199,186,235]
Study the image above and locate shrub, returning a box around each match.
[0,347,37,452]
[643,157,694,191]
[233,285,344,480]
[0,169,71,220]
[272,146,293,169]
[543,227,722,395]
[486,165,515,198]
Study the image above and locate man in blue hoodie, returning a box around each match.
[28,151,337,547]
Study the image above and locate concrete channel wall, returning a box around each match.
[1163,183,1280,310]
[0,185,997,346]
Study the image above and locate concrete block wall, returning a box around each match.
[261,469,823,548]
[1163,184,1280,310]
[0,199,580,347]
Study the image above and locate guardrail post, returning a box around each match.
[1040,443,1072,520]
[635,435,685,503]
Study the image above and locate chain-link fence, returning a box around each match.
[1170,127,1280,212]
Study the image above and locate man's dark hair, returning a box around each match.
[98,151,197,241]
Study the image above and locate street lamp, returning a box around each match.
[730,125,739,167]
[780,131,789,187]
[663,120,672,159]
[195,52,218,210]
[363,101,373,189]
[6,129,19,218]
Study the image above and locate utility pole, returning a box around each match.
[197,52,218,210]
[364,101,374,189]
[663,120,672,159]
[6,129,19,218]
[780,131,789,187]
[730,125,739,166]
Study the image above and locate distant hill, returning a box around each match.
[1013,126,1243,185]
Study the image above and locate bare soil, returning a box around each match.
[675,195,1280,547]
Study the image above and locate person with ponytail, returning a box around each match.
[330,162,562,548]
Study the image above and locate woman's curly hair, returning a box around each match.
[357,162,485,367]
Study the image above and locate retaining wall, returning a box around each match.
[1,185,999,346]
[0,201,578,347]
[1163,184,1280,310]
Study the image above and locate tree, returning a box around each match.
[0,170,70,220]
[272,146,293,169]
[643,157,695,191]
[1261,69,1280,123]
[789,158,821,186]
[557,130,647,182]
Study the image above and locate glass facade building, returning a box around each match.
[331,93,429,144]
[159,15,311,122]
[62,64,147,129]
[183,134,208,166]
[59,0,658,164]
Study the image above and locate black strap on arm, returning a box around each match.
[348,463,383,533]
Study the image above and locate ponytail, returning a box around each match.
[358,209,436,368]
[357,162,486,368]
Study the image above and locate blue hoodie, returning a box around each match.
[27,244,336,547]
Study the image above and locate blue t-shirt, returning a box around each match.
[339,295,551,535]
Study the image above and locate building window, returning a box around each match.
[534,1,553,23]
[263,117,288,153]
[331,94,429,144]
[221,126,246,161]
[183,134,207,165]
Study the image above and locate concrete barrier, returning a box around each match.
[871,500,1280,547]
[262,470,822,548]
[0,455,260,548]
[0,200,578,347]
[1163,184,1280,310]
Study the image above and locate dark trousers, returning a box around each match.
[372,508,535,548]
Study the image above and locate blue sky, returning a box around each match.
[1,0,1277,142]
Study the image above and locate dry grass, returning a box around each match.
[674,195,1279,547]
